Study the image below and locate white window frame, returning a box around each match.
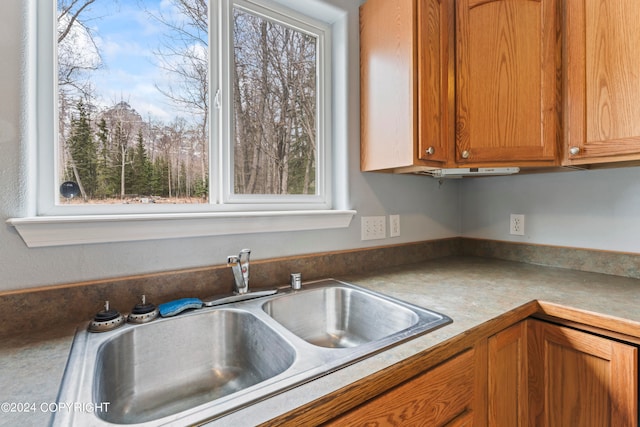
[7,0,355,247]
[220,0,331,208]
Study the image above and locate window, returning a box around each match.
[43,0,330,214]
[8,0,354,247]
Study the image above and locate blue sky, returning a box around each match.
[77,0,203,122]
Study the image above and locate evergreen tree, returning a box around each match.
[95,117,114,198]
[151,157,169,196]
[130,130,152,195]
[178,160,188,197]
[67,100,97,198]
[193,175,208,199]
[124,145,135,195]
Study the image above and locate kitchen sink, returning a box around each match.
[52,279,451,426]
[96,309,295,424]
[262,286,422,348]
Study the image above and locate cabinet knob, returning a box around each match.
[569,146,581,156]
[425,146,435,155]
[461,150,470,159]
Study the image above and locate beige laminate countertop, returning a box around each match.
[3,256,640,427]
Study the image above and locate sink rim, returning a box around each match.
[52,279,452,426]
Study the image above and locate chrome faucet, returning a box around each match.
[227,249,251,294]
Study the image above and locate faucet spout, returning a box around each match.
[227,249,251,294]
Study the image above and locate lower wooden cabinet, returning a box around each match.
[487,321,528,426]
[325,347,480,426]
[488,318,639,427]
[323,317,637,427]
[528,319,638,427]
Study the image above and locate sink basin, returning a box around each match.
[96,309,295,424]
[263,286,422,348]
[53,279,451,426]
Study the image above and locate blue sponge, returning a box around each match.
[158,298,203,317]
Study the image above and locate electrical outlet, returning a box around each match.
[361,216,386,240]
[510,214,525,236]
[389,215,400,237]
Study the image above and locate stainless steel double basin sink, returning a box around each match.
[52,279,451,426]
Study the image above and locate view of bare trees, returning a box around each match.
[57,0,318,204]
[147,0,209,199]
[57,0,101,97]
[232,8,317,195]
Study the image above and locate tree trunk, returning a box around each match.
[120,144,126,198]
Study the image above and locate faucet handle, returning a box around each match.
[238,248,251,262]
[227,249,251,294]
[228,249,251,265]
[238,249,251,287]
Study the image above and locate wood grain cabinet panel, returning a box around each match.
[487,319,638,426]
[487,321,528,427]
[309,317,637,426]
[564,0,640,165]
[361,0,640,172]
[360,0,562,172]
[527,319,638,427]
[360,0,451,172]
[455,0,560,166]
[325,348,477,426]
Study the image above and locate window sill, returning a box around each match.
[7,210,356,248]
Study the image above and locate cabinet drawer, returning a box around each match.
[326,348,475,426]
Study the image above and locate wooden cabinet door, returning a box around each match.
[455,0,559,166]
[487,321,528,427]
[564,0,640,165]
[360,0,416,171]
[528,319,638,427]
[360,0,449,172]
[325,348,477,426]
[417,0,453,165]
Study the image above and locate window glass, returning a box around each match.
[53,0,325,209]
[231,6,318,196]
[56,0,210,205]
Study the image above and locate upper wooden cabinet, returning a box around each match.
[360,0,452,172]
[361,0,640,172]
[564,0,640,165]
[455,0,560,166]
[360,0,561,172]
